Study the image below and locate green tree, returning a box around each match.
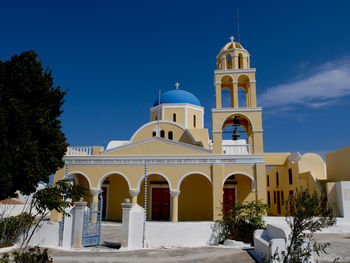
[0,50,68,200]
[270,188,336,263]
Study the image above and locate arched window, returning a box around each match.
[152,131,156,137]
[193,115,196,128]
[160,130,165,138]
[238,53,243,69]
[155,115,158,121]
[168,131,173,140]
[226,54,232,69]
[173,113,176,122]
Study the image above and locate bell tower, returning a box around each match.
[211,36,264,155]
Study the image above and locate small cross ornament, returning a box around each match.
[230,36,234,43]
[175,82,180,90]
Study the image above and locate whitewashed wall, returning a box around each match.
[27,221,60,247]
[144,221,217,248]
[336,181,350,220]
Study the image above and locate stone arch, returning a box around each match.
[137,172,172,221]
[99,172,131,221]
[237,74,251,107]
[177,171,212,191]
[220,112,255,131]
[137,172,173,191]
[238,53,243,69]
[178,172,213,221]
[67,171,92,188]
[98,171,131,190]
[221,75,234,108]
[223,172,256,192]
[67,171,92,207]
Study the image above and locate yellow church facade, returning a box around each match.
[52,37,328,221]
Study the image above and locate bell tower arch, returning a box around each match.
[212,36,263,155]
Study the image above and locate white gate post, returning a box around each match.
[121,199,144,249]
[72,201,87,248]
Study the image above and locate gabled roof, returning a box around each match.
[101,137,212,156]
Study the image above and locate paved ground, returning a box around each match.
[48,247,255,263]
[101,222,123,244]
[313,233,350,263]
[49,222,255,263]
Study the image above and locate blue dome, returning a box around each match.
[153,90,201,106]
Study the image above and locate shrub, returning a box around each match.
[0,246,53,263]
[218,200,268,244]
[0,213,33,247]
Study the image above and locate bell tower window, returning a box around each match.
[168,131,173,140]
[238,53,243,69]
[152,131,156,137]
[160,130,165,138]
[173,113,176,122]
[193,115,196,128]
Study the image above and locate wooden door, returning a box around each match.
[152,188,170,221]
[223,188,235,215]
[101,186,108,219]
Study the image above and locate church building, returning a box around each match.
[52,36,326,221]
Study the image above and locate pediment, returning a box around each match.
[101,137,211,156]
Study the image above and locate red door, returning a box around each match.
[223,188,235,215]
[101,186,108,219]
[152,188,170,221]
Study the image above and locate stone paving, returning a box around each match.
[48,222,255,263]
[313,233,350,263]
[48,247,255,263]
[101,222,123,244]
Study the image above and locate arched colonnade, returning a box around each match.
[67,170,257,222]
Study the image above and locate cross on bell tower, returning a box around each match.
[175,82,180,90]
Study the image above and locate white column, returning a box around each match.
[121,199,133,247]
[90,188,100,210]
[71,201,87,248]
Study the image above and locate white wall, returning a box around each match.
[336,181,350,220]
[27,221,60,247]
[144,221,217,248]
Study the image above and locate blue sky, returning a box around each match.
[1,0,350,156]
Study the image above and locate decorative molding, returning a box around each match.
[63,154,265,166]
[212,107,262,112]
[216,48,249,59]
[150,103,204,113]
[212,130,222,133]
[253,129,264,133]
[170,191,180,197]
[129,190,139,197]
[101,137,209,155]
[215,68,256,74]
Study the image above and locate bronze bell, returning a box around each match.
[232,126,240,140]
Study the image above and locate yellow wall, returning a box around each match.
[235,174,256,203]
[129,122,201,147]
[326,145,350,182]
[104,174,130,220]
[187,108,203,129]
[163,108,185,127]
[179,174,213,221]
[266,153,325,215]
